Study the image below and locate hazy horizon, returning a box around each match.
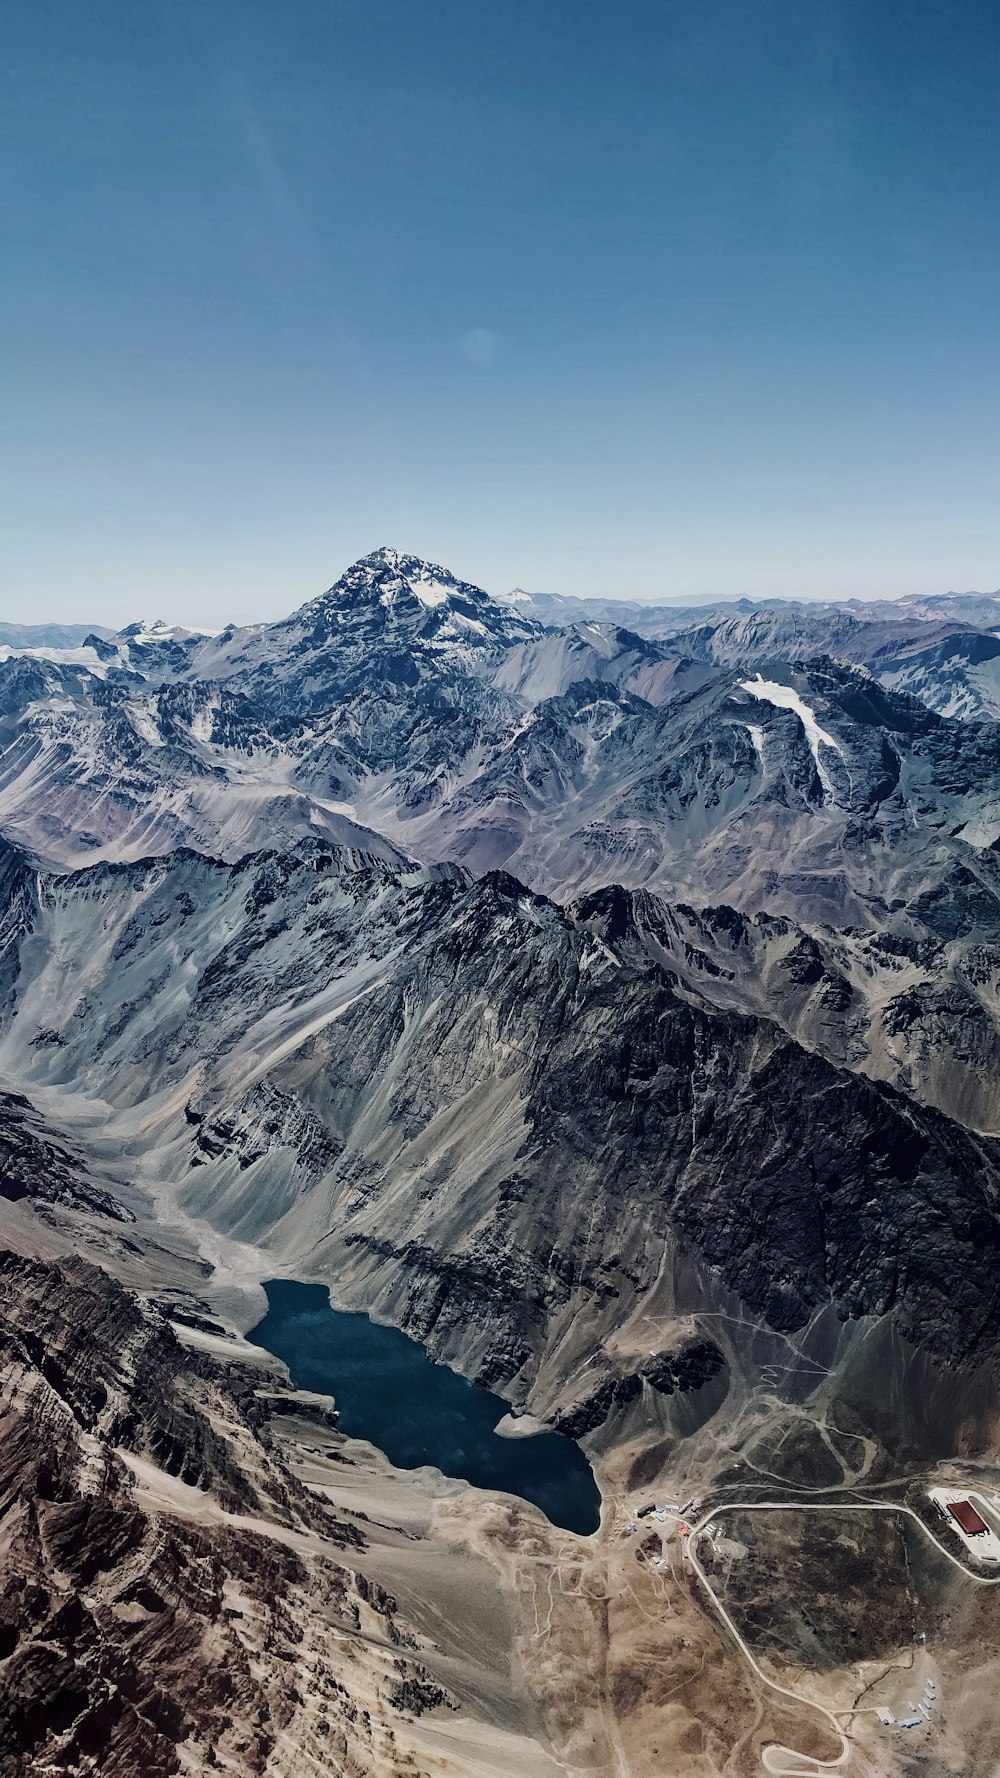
[4,543,1000,638]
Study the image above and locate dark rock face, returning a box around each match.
[2,840,998,1449]
[573,880,1000,1134]
[0,1246,459,1778]
[0,1093,129,1221]
[552,1342,727,1439]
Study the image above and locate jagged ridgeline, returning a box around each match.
[0,1246,456,1777]
[6,548,1000,1774]
[0,826,999,1458]
[3,551,1000,1441]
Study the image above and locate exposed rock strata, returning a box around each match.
[0,1247,471,1778]
[0,840,998,1456]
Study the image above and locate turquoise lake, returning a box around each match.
[248,1279,601,1536]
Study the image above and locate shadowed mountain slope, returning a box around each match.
[0,838,997,1459]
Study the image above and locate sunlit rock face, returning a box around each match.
[3,556,1000,1416]
[0,830,999,1464]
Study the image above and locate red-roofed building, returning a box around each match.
[947,1499,988,1537]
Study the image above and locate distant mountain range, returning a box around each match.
[0,620,113,648]
[501,582,1000,719]
[2,548,1000,880]
[503,580,1000,632]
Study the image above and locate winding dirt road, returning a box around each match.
[686,1495,1000,1776]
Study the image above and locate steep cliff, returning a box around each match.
[0,839,997,1458]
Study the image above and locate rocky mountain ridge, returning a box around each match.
[0,834,997,1463]
[4,551,1000,1774]
[0,1244,457,1778]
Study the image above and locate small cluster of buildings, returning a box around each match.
[628,1496,700,1536]
[624,1496,704,1564]
[877,1676,937,1733]
[635,1495,698,1522]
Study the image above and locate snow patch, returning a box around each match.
[129,703,164,748]
[412,577,451,609]
[446,612,488,635]
[379,567,454,611]
[189,703,217,744]
[740,675,842,800]
[745,723,767,769]
[121,619,222,643]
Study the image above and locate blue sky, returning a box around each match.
[3,0,999,625]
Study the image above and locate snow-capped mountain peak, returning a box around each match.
[115,618,221,644]
[313,547,489,614]
[285,548,542,653]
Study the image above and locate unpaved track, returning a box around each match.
[687,1495,1000,1776]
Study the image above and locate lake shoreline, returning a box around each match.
[248,1277,601,1536]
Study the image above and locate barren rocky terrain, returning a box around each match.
[3,552,1000,1775]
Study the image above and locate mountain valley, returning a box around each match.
[4,551,1000,1776]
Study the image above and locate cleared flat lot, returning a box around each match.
[928,1488,1000,1565]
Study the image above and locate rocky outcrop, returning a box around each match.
[551,1341,727,1439]
[574,885,1000,1131]
[0,1246,471,1778]
[0,1092,129,1222]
